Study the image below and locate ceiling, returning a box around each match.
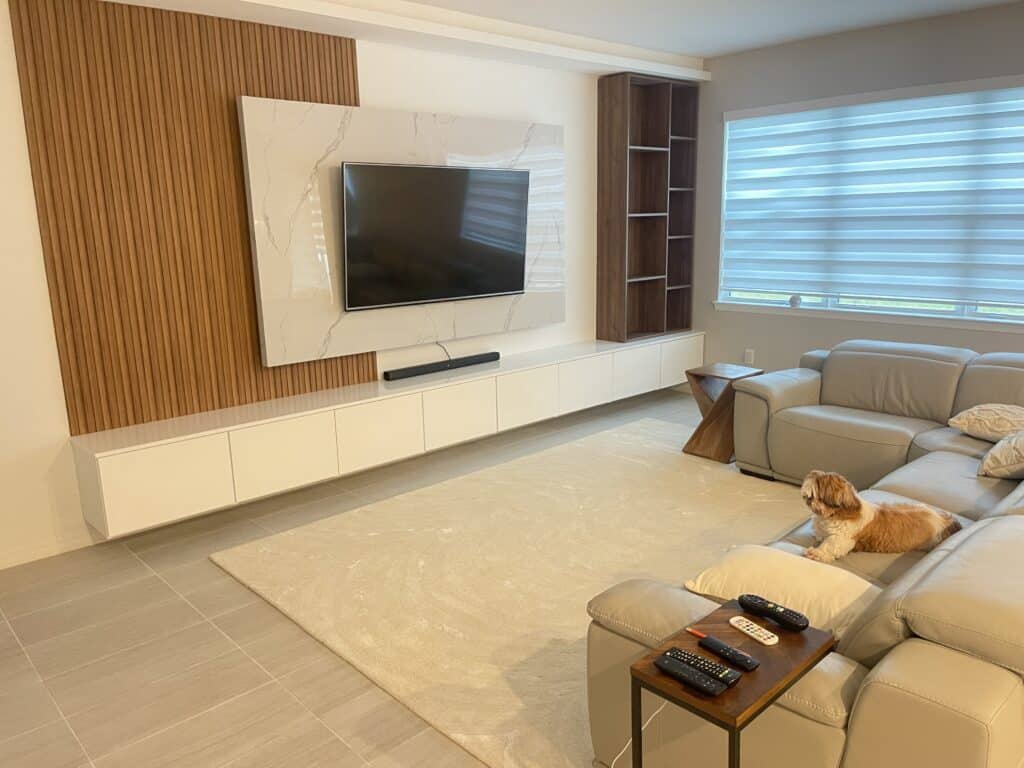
[403,0,1012,57]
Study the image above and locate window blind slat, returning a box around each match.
[721,84,1024,315]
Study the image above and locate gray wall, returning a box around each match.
[695,2,1024,372]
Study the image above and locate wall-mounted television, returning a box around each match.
[342,162,530,311]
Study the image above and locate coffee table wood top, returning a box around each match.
[630,600,835,730]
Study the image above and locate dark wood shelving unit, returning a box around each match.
[598,73,698,341]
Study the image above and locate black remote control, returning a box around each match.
[665,647,741,686]
[738,594,809,631]
[654,653,727,696]
[697,635,760,671]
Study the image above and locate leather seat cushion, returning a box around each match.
[872,451,1017,520]
[907,426,992,462]
[772,489,970,586]
[769,405,938,489]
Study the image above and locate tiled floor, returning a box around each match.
[0,390,701,767]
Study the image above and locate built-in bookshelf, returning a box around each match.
[597,72,698,341]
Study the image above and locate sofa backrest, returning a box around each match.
[952,352,1024,415]
[839,516,1024,673]
[819,340,976,423]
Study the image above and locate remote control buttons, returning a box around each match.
[729,615,779,646]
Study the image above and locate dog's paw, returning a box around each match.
[804,548,833,563]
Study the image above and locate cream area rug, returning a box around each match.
[212,419,803,767]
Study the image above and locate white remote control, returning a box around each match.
[729,615,779,646]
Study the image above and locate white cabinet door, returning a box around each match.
[98,434,236,537]
[230,412,339,502]
[497,366,559,431]
[558,354,614,414]
[423,378,497,450]
[613,345,662,399]
[336,393,425,474]
[661,335,704,387]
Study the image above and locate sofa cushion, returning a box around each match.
[984,481,1024,519]
[901,516,1024,674]
[949,402,1024,442]
[773,490,970,587]
[586,579,718,649]
[768,405,937,489]
[872,451,1017,520]
[777,652,868,728]
[952,352,1024,414]
[907,426,992,462]
[837,521,985,666]
[979,432,1024,480]
[820,340,975,423]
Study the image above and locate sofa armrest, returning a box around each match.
[732,368,822,414]
[843,639,1024,768]
[799,349,830,371]
[587,579,718,649]
[777,652,867,728]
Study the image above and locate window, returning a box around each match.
[718,83,1024,323]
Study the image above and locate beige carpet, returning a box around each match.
[212,419,803,768]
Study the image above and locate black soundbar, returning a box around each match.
[383,352,500,381]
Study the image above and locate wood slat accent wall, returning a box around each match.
[9,0,375,435]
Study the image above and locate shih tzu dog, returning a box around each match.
[800,470,961,563]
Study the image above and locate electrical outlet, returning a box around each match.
[743,348,755,365]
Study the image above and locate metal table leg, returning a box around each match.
[631,678,643,768]
[728,728,740,768]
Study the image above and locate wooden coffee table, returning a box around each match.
[683,363,764,462]
[629,600,835,768]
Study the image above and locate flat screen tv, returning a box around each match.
[342,162,530,311]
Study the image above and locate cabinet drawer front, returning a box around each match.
[661,336,704,387]
[98,435,235,537]
[336,394,425,474]
[497,366,559,431]
[230,412,339,502]
[559,355,614,414]
[423,378,497,450]
[613,345,662,399]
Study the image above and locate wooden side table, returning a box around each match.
[683,363,764,462]
[629,600,835,768]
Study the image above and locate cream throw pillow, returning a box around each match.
[949,403,1024,442]
[684,545,881,638]
[980,432,1024,480]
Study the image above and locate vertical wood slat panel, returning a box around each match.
[9,0,375,436]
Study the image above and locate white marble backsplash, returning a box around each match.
[239,96,566,366]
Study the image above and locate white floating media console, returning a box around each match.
[72,333,704,538]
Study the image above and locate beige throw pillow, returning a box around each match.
[684,545,881,638]
[980,431,1024,480]
[949,403,1024,442]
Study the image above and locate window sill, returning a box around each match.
[713,301,1024,335]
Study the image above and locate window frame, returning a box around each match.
[715,73,1024,329]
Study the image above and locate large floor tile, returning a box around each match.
[160,559,260,618]
[11,575,177,646]
[45,622,237,716]
[213,601,336,678]
[0,625,62,742]
[0,544,148,619]
[278,653,375,716]
[0,720,87,768]
[93,682,361,768]
[320,685,428,762]
[371,728,486,768]
[255,491,368,534]
[66,648,269,759]
[132,521,270,574]
[123,505,263,554]
[25,597,203,679]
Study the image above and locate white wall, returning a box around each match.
[357,40,598,373]
[0,0,96,569]
[695,3,1024,372]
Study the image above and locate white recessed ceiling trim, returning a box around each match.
[106,0,710,80]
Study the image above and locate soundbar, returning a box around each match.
[383,351,500,381]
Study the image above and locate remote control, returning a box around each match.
[665,647,742,686]
[654,653,727,696]
[738,594,810,632]
[685,627,760,671]
[729,615,779,646]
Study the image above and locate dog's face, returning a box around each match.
[801,471,861,520]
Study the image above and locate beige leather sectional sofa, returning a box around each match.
[586,340,1024,768]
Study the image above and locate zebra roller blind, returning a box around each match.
[719,84,1024,321]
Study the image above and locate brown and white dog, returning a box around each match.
[800,470,961,563]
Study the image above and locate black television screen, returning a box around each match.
[343,163,530,311]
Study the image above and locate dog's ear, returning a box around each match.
[819,472,860,512]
